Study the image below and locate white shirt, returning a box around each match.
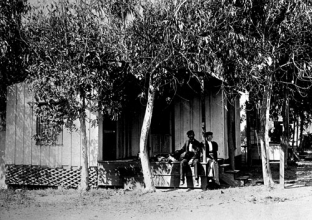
[207,141,213,152]
[188,143,193,152]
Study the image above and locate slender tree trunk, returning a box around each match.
[299,114,304,153]
[282,90,289,165]
[285,103,289,164]
[79,96,89,191]
[292,119,296,149]
[259,76,274,187]
[139,76,156,192]
[297,117,300,151]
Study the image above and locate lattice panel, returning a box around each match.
[5,165,98,188]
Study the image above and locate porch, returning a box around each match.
[98,160,209,189]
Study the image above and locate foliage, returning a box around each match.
[25,0,138,143]
[0,0,29,127]
[213,1,312,103]
[122,0,229,101]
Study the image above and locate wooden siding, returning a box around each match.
[24,86,33,165]
[235,95,242,156]
[130,111,144,157]
[114,109,144,159]
[5,83,98,168]
[172,86,244,160]
[0,130,5,187]
[5,85,16,164]
[174,95,202,151]
[15,83,24,165]
[209,86,227,159]
[173,86,228,159]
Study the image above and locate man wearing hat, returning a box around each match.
[204,131,220,187]
[174,130,202,186]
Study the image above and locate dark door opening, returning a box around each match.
[103,117,117,160]
[150,105,172,156]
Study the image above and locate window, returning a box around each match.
[36,115,63,146]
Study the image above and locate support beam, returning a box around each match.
[201,77,207,163]
[280,146,285,188]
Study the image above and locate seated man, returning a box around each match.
[203,131,220,187]
[174,130,202,186]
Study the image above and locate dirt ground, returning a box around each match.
[1,163,312,220]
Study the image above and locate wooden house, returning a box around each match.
[2,76,242,189]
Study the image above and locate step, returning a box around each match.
[235,175,250,187]
[235,175,249,180]
[219,164,230,174]
[225,170,240,179]
[219,164,230,168]
[219,173,239,187]
[225,169,240,174]
[217,158,224,164]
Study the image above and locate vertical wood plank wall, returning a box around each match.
[116,115,131,159]
[5,83,98,168]
[130,110,144,157]
[0,130,6,187]
[24,86,33,165]
[173,86,231,159]
[235,96,242,156]
[208,86,227,159]
[15,84,24,165]
[174,95,202,151]
[5,85,16,164]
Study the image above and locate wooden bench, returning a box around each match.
[98,160,250,189]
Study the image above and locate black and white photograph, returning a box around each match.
[1,0,312,219]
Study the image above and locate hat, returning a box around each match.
[205,131,213,136]
[186,130,195,136]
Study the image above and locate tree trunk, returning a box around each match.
[299,114,304,153]
[259,77,274,187]
[280,91,288,188]
[79,96,90,191]
[292,119,296,149]
[297,117,300,150]
[139,77,156,192]
[282,90,290,165]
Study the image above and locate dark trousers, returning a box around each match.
[180,159,200,180]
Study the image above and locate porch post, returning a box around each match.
[228,100,236,170]
[98,115,103,161]
[200,77,207,162]
[246,102,252,166]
